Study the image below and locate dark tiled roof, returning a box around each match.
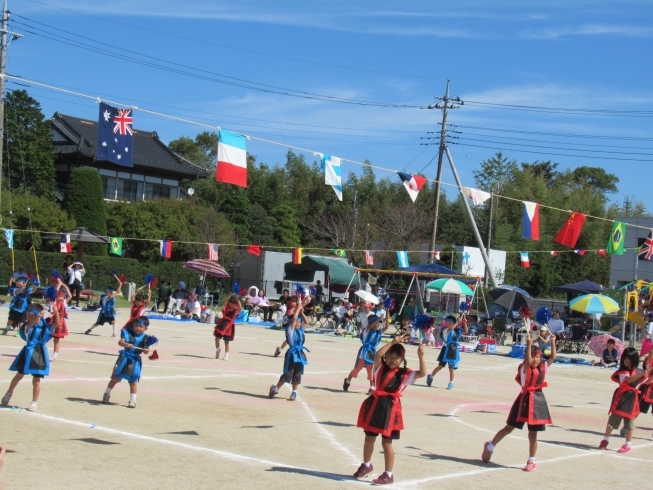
[51,112,209,179]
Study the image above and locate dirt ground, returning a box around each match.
[0,308,650,489]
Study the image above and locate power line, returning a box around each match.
[442,124,653,142]
[21,0,441,81]
[464,100,653,117]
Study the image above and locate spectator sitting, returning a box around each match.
[592,338,620,367]
[402,298,422,321]
[372,282,388,300]
[179,292,201,321]
[333,299,351,331]
[168,282,187,314]
[399,316,412,341]
[253,289,273,322]
[303,292,316,316]
[157,279,172,313]
[537,326,553,359]
[244,287,258,308]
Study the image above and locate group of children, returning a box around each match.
[4,280,653,485]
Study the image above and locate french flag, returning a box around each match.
[522,201,539,240]
[216,130,247,187]
[520,252,530,268]
[160,240,173,259]
[397,172,426,202]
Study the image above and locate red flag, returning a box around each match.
[554,212,586,248]
[247,245,261,256]
[550,251,558,257]
[597,249,607,257]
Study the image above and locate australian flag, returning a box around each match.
[97,102,133,167]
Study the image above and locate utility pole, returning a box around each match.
[0,1,21,196]
[427,80,461,262]
[484,188,494,287]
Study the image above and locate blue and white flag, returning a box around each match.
[397,251,409,268]
[97,102,133,167]
[2,229,14,249]
[321,154,342,201]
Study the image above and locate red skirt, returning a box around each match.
[213,317,235,341]
[52,319,68,339]
[611,386,641,419]
[357,391,403,438]
[641,383,653,404]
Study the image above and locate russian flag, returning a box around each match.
[397,172,426,203]
[160,240,172,259]
[520,252,530,268]
[522,201,539,240]
[216,130,247,187]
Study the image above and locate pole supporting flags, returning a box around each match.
[520,252,530,268]
[159,240,172,259]
[109,237,123,256]
[216,130,247,187]
[322,155,342,201]
[60,234,72,253]
[397,251,409,268]
[607,221,626,255]
[292,247,303,264]
[554,212,586,248]
[522,201,539,240]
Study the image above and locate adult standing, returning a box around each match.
[314,280,324,305]
[61,255,74,285]
[548,310,566,344]
[67,262,85,309]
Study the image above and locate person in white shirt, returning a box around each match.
[646,313,653,338]
[179,292,201,321]
[548,310,565,346]
[333,299,352,332]
[357,303,373,336]
[8,266,29,288]
[67,262,85,308]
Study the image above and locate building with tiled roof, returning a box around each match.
[51,112,209,202]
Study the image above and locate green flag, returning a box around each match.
[607,221,626,255]
[332,248,346,258]
[110,237,123,256]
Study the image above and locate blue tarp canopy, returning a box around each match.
[398,263,475,283]
[553,280,603,294]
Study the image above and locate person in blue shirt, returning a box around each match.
[1,304,59,412]
[86,284,121,337]
[102,316,153,408]
[344,313,388,395]
[427,315,468,390]
[3,277,34,336]
[269,304,309,401]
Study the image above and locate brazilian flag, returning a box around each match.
[332,248,346,258]
[110,237,123,256]
[607,221,626,255]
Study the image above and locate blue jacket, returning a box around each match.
[10,318,53,376]
[283,325,309,375]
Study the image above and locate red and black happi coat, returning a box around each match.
[610,368,647,419]
[122,304,147,331]
[640,377,653,405]
[213,304,240,339]
[51,300,68,339]
[357,364,413,437]
[512,361,552,425]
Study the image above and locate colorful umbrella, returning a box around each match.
[569,294,620,314]
[426,278,474,296]
[183,259,230,278]
[587,334,624,358]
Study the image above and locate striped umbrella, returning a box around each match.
[569,294,620,314]
[183,259,230,278]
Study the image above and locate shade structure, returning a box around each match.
[569,294,620,314]
[355,290,380,305]
[489,285,536,313]
[183,259,230,278]
[426,278,474,296]
[284,255,360,291]
[553,279,603,294]
[44,227,112,261]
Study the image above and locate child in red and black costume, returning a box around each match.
[50,282,71,362]
[638,355,653,438]
[213,293,242,361]
[353,334,426,485]
[482,334,557,472]
[599,347,653,453]
[121,285,152,331]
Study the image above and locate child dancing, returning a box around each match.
[599,347,653,453]
[3,277,34,336]
[481,334,557,472]
[427,315,468,390]
[86,284,121,337]
[269,304,309,401]
[121,285,152,331]
[1,305,59,412]
[213,293,242,361]
[102,316,156,408]
[353,334,426,484]
[50,283,72,361]
[344,312,387,395]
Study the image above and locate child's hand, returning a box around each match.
[526,335,533,346]
[550,334,556,342]
[142,348,150,354]
[417,344,425,357]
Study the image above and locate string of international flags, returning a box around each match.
[4,75,652,271]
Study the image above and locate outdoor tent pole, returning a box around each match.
[414,274,425,314]
[343,269,358,303]
[444,146,498,288]
[398,274,416,316]
[622,289,627,344]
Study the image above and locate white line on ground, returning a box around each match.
[301,400,359,464]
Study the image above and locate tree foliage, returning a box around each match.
[3,90,56,199]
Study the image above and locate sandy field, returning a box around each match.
[0,308,650,489]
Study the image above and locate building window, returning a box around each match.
[101,176,117,200]
[117,179,141,201]
[145,183,171,199]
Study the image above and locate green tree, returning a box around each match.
[169,131,218,170]
[3,89,56,199]
[61,167,107,255]
[271,204,300,246]
[473,152,518,194]
[249,204,276,245]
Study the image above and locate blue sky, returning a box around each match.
[11,0,653,208]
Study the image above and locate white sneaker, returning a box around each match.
[128,400,136,408]
[215,349,221,359]
[102,393,111,404]
[223,353,229,361]
[1,392,12,406]
[50,357,56,362]
[27,402,37,412]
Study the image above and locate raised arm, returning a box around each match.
[461,316,468,335]
[547,334,557,365]
[381,311,390,333]
[374,332,409,368]
[415,343,427,379]
[146,285,152,304]
[525,335,533,366]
